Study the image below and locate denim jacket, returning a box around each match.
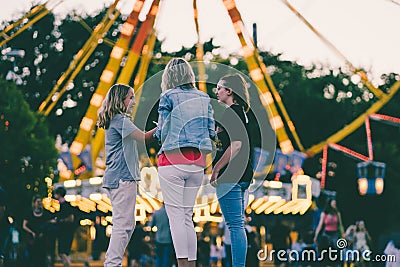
[154,86,215,154]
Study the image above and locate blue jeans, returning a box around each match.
[216,182,250,267]
[155,242,174,267]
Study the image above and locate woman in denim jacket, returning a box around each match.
[154,58,215,267]
[210,73,254,267]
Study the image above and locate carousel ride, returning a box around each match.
[2,0,399,221]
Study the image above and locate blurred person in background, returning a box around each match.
[127,222,147,267]
[314,199,344,248]
[270,217,291,267]
[22,195,53,267]
[51,186,75,267]
[151,203,175,267]
[0,188,12,267]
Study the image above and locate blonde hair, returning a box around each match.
[161,58,196,92]
[97,84,132,129]
[220,73,250,112]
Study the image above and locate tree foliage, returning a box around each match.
[0,78,57,219]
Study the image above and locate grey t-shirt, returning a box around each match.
[102,114,139,189]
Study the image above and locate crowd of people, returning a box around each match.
[1,184,400,267]
[0,186,76,267]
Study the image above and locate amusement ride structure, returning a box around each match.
[1,0,399,219]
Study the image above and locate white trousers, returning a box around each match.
[104,180,137,267]
[158,164,203,261]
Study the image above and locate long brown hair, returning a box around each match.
[97,84,132,129]
[219,73,250,112]
[323,199,338,215]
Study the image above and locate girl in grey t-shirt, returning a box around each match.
[97,84,155,267]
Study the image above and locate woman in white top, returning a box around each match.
[354,220,371,252]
